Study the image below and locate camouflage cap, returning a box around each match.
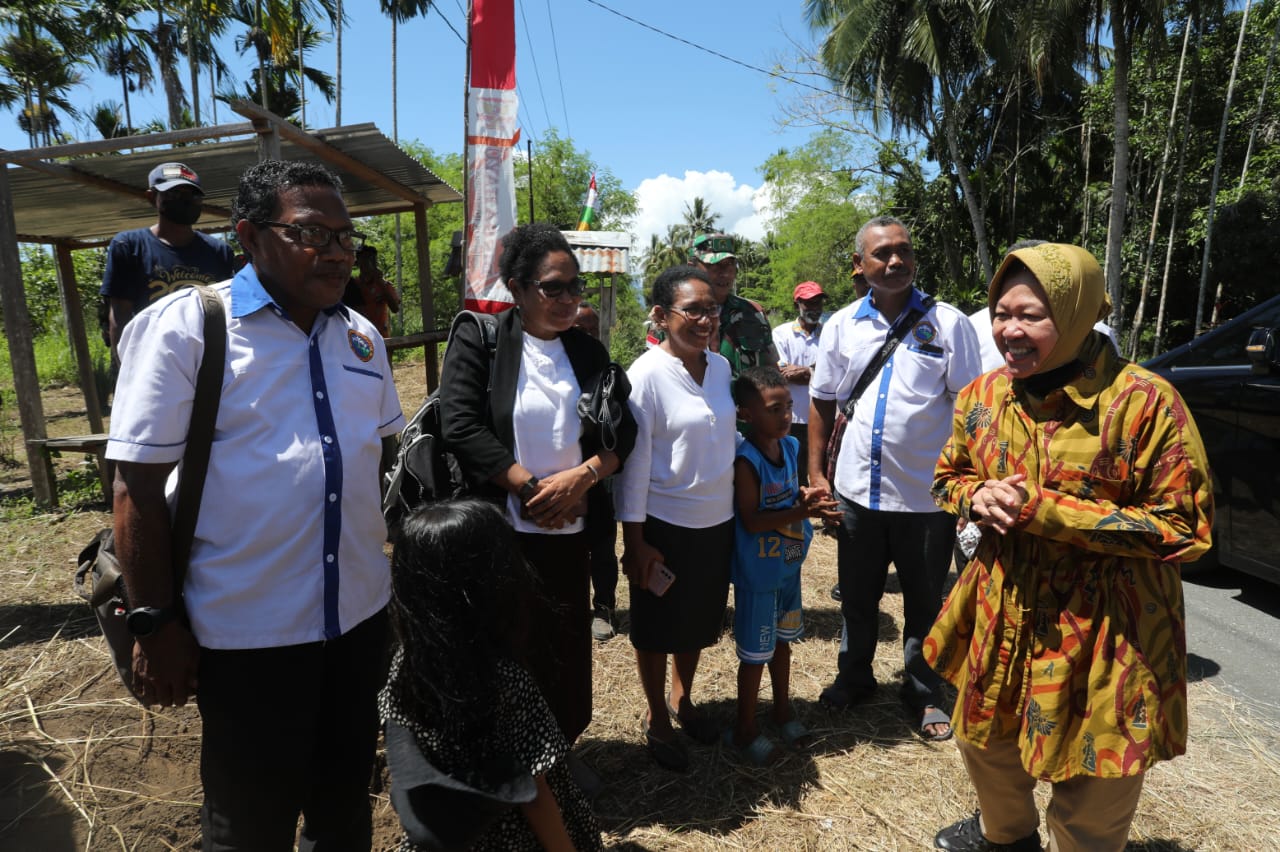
[690,233,735,264]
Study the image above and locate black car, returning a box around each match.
[1144,295,1280,584]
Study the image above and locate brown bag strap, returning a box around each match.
[170,285,227,596]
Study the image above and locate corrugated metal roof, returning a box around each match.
[565,231,631,276]
[3,123,461,246]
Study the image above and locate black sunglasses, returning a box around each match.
[530,276,586,299]
[255,220,365,253]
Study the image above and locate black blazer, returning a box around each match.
[439,307,637,501]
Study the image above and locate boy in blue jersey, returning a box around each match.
[728,367,840,764]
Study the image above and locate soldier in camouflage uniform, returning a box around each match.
[688,233,778,377]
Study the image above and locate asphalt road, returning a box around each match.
[1183,566,1280,720]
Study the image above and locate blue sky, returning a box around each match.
[2,0,842,247]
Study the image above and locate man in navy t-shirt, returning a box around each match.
[100,162,235,360]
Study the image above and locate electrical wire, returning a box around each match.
[516,0,555,134]
[432,3,466,45]
[582,0,842,100]
[543,0,572,140]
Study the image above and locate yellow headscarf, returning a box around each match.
[987,243,1113,374]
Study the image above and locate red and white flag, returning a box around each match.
[464,0,518,312]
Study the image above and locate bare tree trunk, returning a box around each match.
[1103,0,1132,333]
[1153,17,1203,358]
[1239,10,1280,193]
[938,105,992,283]
[1128,16,1193,359]
[119,35,133,132]
[335,0,343,124]
[156,7,187,130]
[1198,0,1253,333]
[296,0,305,129]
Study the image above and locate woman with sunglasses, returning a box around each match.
[614,265,738,771]
[440,222,636,747]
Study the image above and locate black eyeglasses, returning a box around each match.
[668,303,722,321]
[530,276,586,299]
[255,220,365,252]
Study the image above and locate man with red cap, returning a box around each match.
[772,281,827,486]
[100,162,235,361]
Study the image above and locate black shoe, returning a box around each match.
[830,583,842,602]
[935,811,1041,851]
[817,681,875,710]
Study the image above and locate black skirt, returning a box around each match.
[629,516,732,654]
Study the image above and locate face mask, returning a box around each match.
[159,196,203,226]
[801,309,823,325]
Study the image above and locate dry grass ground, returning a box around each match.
[1,359,1277,850]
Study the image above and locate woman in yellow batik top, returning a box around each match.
[928,243,1213,852]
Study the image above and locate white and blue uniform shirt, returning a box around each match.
[810,288,981,513]
[732,436,811,591]
[107,265,405,650]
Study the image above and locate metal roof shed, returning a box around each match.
[0,101,461,506]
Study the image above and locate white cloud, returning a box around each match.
[629,170,775,264]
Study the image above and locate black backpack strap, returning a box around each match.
[170,285,227,595]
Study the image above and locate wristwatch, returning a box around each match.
[518,476,540,503]
[126,605,178,638]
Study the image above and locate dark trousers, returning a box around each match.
[789,422,810,488]
[833,495,955,709]
[197,608,390,852]
[517,531,592,744]
[586,482,618,610]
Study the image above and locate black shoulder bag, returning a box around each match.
[823,297,934,482]
[74,285,226,704]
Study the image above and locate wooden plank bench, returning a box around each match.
[26,434,110,506]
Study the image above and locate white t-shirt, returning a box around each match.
[772,319,823,425]
[508,334,583,534]
[614,347,736,529]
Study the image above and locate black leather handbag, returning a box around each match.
[576,361,630,452]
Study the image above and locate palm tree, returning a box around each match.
[682,197,721,240]
[83,0,155,132]
[804,0,998,281]
[0,0,86,146]
[180,0,232,125]
[0,33,83,146]
[90,99,129,138]
[379,0,432,141]
[221,19,335,122]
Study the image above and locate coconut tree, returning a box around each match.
[83,0,155,132]
[222,19,334,122]
[0,0,86,146]
[681,197,721,242]
[804,0,999,281]
[379,0,432,141]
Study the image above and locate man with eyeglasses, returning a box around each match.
[100,162,235,365]
[688,232,778,378]
[107,160,403,850]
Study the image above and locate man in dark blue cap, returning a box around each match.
[100,162,235,361]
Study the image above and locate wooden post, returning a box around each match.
[54,243,109,497]
[601,272,617,353]
[0,165,56,506]
[413,202,437,391]
[253,119,282,161]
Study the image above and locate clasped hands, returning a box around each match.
[521,467,590,530]
[969,473,1029,535]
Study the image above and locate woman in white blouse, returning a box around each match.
[440,223,636,747]
[616,265,738,771]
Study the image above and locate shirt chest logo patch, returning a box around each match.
[348,329,375,362]
[912,321,938,344]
